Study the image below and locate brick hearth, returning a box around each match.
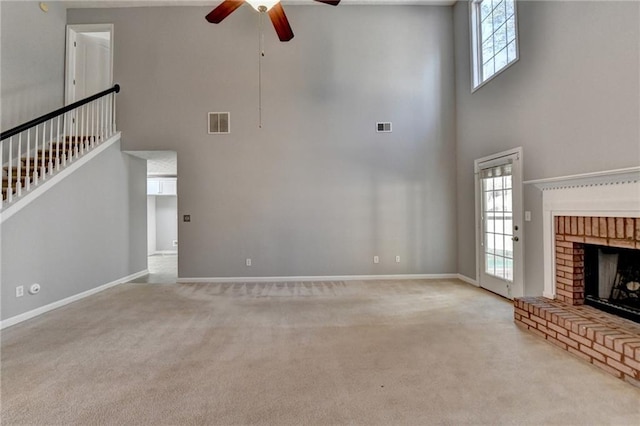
[515,215,640,387]
[515,297,640,387]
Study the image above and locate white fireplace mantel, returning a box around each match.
[528,167,640,299]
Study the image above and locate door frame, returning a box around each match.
[474,147,524,299]
[65,24,114,105]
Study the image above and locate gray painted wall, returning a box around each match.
[68,5,458,278]
[147,196,157,254]
[1,140,148,321]
[1,1,67,130]
[155,196,178,252]
[453,1,640,293]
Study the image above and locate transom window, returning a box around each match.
[470,0,519,90]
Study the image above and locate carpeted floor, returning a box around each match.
[1,279,639,425]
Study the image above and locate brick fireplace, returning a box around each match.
[515,169,640,387]
[554,215,640,306]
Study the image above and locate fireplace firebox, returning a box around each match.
[585,245,640,323]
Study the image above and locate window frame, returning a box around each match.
[469,0,520,92]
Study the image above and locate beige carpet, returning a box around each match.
[1,279,639,425]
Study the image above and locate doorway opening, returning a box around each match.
[128,151,178,284]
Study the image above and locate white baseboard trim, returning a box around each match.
[1,133,121,223]
[177,273,459,283]
[0,269,147,330]
[457,274,479,287]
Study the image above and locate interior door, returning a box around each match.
[75,33,111,99]
[476,149,523,299]
[65,25,113,140]
[66,25,113,105]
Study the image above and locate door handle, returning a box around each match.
[512,236,519,242]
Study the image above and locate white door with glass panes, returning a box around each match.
[475,148,523,299]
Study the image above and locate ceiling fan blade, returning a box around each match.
[206,0,245,24]
[314,0,341,5]
[268,3,294,42]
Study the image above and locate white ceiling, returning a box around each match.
[64,1,456,8]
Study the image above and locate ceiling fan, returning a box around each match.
[206,0,341,42]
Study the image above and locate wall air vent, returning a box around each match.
[376,122,392,133]
[208,112,230,134]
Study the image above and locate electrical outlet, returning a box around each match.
[16,286,24,298]
[525,211,532,222]
[373,256,379,264]
[395,256,401,263]
[172,240,178,247]
[246,258,252,267]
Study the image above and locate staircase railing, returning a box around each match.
[1,84,120,208]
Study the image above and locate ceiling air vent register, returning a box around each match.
[377,122,392,133]
[208,112,230,134]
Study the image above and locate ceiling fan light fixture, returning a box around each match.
[246,0,280,12]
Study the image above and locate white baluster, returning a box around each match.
[91,101,95,148]
[84,104,88,152]
[113,92,117,133]
[27,128,32,190]
[74,107,79,158]
[62,112,68,167]
[49,117,54,176]
[94,101,98,146]
[34,125,40,185]
[40,122,46,181]
[106,95,110,137]
[103,96,107,139]
[56,115,62,171]
[80,105,85,155]
[17,133,23,196]
[100,97,104,141]
[7,137,13,203]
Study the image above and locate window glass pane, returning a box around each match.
[486,232,495,253]
[506,0,515,18]
[504,175,512,189]
[505,235,513,257]
[481,0,493,21]
[507,15,516,42]
[495,234,505,257]
[481,16,494,42]
[483,60,495,80]
[486,254,496,276]
[507,41,517,62]
[495,47,508,71]
[483,177,493,191]
[494,255,504,279]
[504,190,512,213]
[505,258,514,281]
[494,24,507,53]
[493,176,503,190]
[492,1,506,30]
[484,191,494,212]
[498,213,506,234]
[482,37,494,63]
